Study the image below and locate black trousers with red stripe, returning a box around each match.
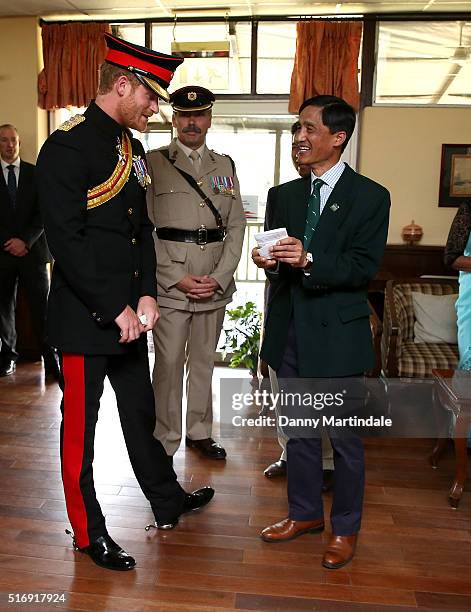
[59,344,185,549]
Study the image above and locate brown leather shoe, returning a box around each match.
[185,437,226,459]
[264,459,287,478]
[322,534,358,569]
[260,517,324,542]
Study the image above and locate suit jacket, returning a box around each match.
[260,164,390,377]
[146,139,246,312]
[36,102,157,354]
[0,160,51,264]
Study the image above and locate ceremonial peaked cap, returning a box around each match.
[104,33,184,102]
[170,86,215,112]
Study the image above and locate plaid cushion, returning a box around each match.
[399,340,459,378]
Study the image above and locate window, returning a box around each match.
[111,23,145,46]
[256,22,297,94]
[375,21,471,105]
[145,105,297,217]
[152,22,252,94]
[50,106,86,132]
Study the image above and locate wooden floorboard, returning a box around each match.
[0,362,470,611]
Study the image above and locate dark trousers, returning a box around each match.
[60,345,185,549]
[279,322,365,535]
[0,255,49,362]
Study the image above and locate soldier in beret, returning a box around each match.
[36,35,214,572]
[146,86,246,460]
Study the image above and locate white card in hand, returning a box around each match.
[139,314,147,325]
[254,227,288,259]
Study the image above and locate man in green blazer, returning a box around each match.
[252,95,390,569]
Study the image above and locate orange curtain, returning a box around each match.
[289,21,362,113]
[38,22,111,110]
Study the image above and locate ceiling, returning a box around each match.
[0,0,470,21]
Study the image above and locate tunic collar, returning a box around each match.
[85,100,126,139]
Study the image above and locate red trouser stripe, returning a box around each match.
[62,354,89,548]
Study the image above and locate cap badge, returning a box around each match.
[188,91,197,101]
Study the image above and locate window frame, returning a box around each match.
[42,10,471,115]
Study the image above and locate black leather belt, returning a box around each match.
[157,226,226,245]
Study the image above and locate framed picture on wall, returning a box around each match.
[439,144,471,207]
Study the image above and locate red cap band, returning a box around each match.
[105,49,173,84]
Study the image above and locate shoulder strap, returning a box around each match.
[209,149,235,175]
[226,155,235,175]
[158,149,224,230]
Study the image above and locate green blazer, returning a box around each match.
[260,164,390,377]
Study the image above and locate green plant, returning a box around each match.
[221,301,261,375]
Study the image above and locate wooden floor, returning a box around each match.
[0,362,470,611]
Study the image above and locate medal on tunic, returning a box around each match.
[210,175,234,196]
[116,136,127,165]
[132,155,152,188]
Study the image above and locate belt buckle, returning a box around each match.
[197,225,208,245]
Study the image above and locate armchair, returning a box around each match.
[381,278,459,378]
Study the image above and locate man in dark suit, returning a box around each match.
[0,124,58,379]
[252,95,390,569]
[264,120,334,491]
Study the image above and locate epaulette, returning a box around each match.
[57,114,85,132]
[210,148,227,158]
[210,149,235,174]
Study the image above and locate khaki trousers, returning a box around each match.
[152,306,225,455]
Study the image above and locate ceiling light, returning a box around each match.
[451,47,469,66]
[449,23,470,66]
[171,41,230,58]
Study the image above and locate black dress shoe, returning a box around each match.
[79,534,136,571]
[264,459,287,479]
[322,469,334,493]
[0,360,16,377]
[43,349,61,382]
[45,363,61,382]
[185,437,226,459]
[152,486,215,530]
[182,486,215,513]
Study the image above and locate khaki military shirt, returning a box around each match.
[146,139,246,312]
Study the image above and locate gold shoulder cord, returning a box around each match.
[87,133,133,210]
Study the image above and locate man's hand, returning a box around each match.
[251,246,278,270]
[4,238,28,257]
[175,274,217,300]
[115,305,142,344]
[270,237,308,268]
[137,295,160,331]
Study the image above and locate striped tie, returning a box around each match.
[303,178,324,248]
